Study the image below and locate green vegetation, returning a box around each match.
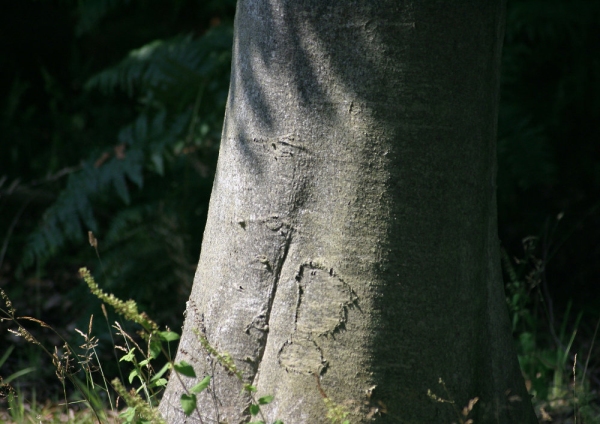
[1,0,600,422]
[502,237,600,422]
[1,265,285,423]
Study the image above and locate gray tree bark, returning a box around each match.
[159,1,537,423]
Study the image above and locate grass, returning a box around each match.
[0,394,120,424]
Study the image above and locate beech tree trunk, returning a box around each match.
[159,1,537,423]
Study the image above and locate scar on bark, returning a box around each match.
[294,262,359,337]
[278,262,359,374]
[251,133,307,160]
[278,337,328,375]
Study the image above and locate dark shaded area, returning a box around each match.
[0,0,598,417]
[0,0,235,402]
[498,1,600,314]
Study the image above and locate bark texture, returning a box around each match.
[159,1,537,423]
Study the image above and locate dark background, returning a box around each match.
[1,0,599,412]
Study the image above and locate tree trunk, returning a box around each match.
[159,1,537,423]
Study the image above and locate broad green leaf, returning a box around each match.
[174,360,196,377]
[158,330,180,342]
[190,376,211,394]
[150,377,168,387]
[120,348,136,363]
[149,339,162,359]
[119,407,136,422]
[258,395,274,405]
[151,362,172,382]
[128,369,140,384]
[180,393,197,416]
[249,404,260,415]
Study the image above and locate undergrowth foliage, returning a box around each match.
[20,150,144,270]
[79,254,289,423]
[20,24,232,272]
[1,241,353,423]
[502,234,600,422]
[2,252,289,423]
[427,378,479,424]
[14,234,593,423]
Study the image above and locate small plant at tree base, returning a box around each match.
[80,267,160,335]
[314,373,351,424]
[501,234,600,422]
[81,266,284,423]
[112,378,166,424]
[427,378,479,424]
[173,327,282,423]
[81,267,192,421]
[2,267,501,423]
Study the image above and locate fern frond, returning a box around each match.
[85,26,232,98]
[21,21,231,271]
[20,149,144,270]
[103,204,154,245]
